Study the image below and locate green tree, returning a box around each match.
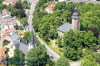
[5,48,9,58]
[37,0,47,7]
[93,53,100,64]
[55,57,69,66]
[6,4,26,18]
[12,48,25,66]
[56,36,63,47]
[0,0,3,4]
[63,30,97,60]
[64,46,82,61]
[63,30,97,50]
[20,17,28,28]
[79,4,100,30]
[0,4,6,12]
[22,0,30,9]
[27,45,48,66]
[22,31,31,43]
[81,59,98,66]
[46,59,55,66]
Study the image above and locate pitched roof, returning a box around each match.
[18,30,24,35]
[1,17,16,25]
[19,43,29,55]
[1,29,14,40]
[2,9,8,13]
[12,42,29,55]
[57,23,72,33]
[11,32,20,41]
[11,2,16,7]
[0,47,6,62]
[48,4,55,9]
[7,29,15,33]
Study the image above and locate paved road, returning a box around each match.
[28,0,60,61]
[28,0,37,31]
[36,35,60,61]
[69,62,81,66]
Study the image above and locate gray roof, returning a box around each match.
[12,42,29,55]
[2,12,11,17]
[19,43,29,55]
[57,23,72,33]
[1,17,16,25]
[11,32,20,41]
[72,7,80,19]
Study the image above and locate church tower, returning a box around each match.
[71,7,80,30]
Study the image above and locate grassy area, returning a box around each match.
[48,39,64,57]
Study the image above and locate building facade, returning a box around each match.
[57,7,80,36]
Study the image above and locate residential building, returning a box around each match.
[0,47,6,63]
[46,4,55,13]
[2,0,17,5]
[2,9,11,18]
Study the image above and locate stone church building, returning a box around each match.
[57,7,80,36]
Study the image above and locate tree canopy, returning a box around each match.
[27,45,48,66]
[63,30,99,60]
[22,31,32,42]
[11,48,25,66]
[55,57,69,66]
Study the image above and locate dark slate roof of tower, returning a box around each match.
[57,23,72,33]
[72,7,80,19]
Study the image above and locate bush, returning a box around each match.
[93,53,100,64]
[5,48,9,57]
[55,57,69,66]
[2,40,10,46]
[46,59,55,66]
[81,59,98,66]
[64,47,82,61]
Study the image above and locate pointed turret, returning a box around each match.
[71,6,80,30]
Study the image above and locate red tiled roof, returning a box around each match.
[48,5,55,9]
[18,30,24,35]
[5,20,13,23]
[11,2,16,7]
[2,29,15,37]
[0,47,6,61]
[2,9,8,13]
[7,29,15,33]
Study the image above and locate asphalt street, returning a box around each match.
[28,0,60,61]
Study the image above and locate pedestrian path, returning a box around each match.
[69,61,81,66]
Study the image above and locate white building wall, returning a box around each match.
[46,7,54,13]
[28,43,33,50]
[58,0,66,2]
[58,31,64,37]
[8,45,15,58]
